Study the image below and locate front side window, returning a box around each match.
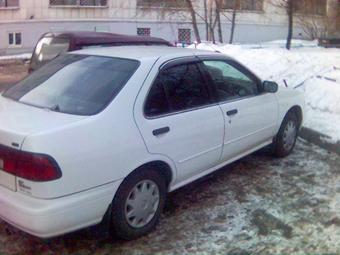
[3,54,140,115]
[145,63,211,117]
[202,60,259,102]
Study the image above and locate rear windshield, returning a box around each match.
[30,36,70,71]
[3,54,140,115]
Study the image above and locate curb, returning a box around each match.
[299,127,340,155]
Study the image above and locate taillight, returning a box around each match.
[0,145,61,182]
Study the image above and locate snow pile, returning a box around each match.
[0,53,32,61]
[189,41,340,143]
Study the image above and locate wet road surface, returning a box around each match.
[0,140,340,254]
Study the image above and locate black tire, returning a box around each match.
[110,167,166,240]
[272,111,299,158]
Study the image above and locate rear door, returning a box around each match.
[200,58,278,161]
[134,57,225,184]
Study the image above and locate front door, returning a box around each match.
[134,58,225,183]
[200,59,278,161]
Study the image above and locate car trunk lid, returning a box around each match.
[0,96,87,148]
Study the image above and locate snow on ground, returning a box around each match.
[0,53,32,61]
[189,41,340,143]
[1,140,340,254]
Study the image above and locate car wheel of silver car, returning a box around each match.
[272,111,299,158]
[110,167,166,240]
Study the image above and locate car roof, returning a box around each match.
[42,31,172,46]
[71,45,224,61]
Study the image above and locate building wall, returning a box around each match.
[0,0,324,55]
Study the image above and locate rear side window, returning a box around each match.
[145,63,211,117]
[4,54,140,115]
[202,60,259,102]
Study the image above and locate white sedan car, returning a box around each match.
[0,46,304,239]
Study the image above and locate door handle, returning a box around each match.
[226,109,238,116]
[153,126,170,136]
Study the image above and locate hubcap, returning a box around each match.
[282,120,297,152]
[124,180,160,228]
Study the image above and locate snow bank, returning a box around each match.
[189,41,340,143]
[0,53,32,61]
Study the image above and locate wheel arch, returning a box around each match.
[125,160,174,191]
[100,159,174,230]
[287,105,303,128]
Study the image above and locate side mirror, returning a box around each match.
[263,81,278,93]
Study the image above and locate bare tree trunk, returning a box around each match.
[185,0,201,43]
[286,0,293,50]
[215,0,223,43]
[203,0,209,40]
[229,2,237,44]
[209,2,215,43]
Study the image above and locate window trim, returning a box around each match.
[178,28,192,44]
[221,0,264,12]
[293,0,326,16]
[143,57,217,120]
[49,0,108,8]
[197,56,264,104]
[136,0,187,10]
[7,31,22,48]
[137,27,151,37]
[0,0,20,9]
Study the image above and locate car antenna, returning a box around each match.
[283,79,288,88]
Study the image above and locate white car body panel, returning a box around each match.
[275,86,305,131]
[0,46,304,237]
[18,57,162,199]
[218,93,278,162]
[0,97,86,148]
[133,56,225,184]
[0,180,122,238]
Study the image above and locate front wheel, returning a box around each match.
[272,112,299,157]
[110,168,166,240]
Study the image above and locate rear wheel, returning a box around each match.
[272,112,299,157]
[110,167,166,240]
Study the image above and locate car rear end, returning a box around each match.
[0,51,142,237]
[0,97,116,237]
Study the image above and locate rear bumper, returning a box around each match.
[0,180,122,238]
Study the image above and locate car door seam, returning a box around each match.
[132,56,179,181]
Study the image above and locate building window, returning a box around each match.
[223,0,263,11]
[137,28,151,36]
[0,0,19,8]
[8,32,22,47]
[49,0,107,7]
[137,0,186,9]
[178,29,191,44]
[293,0,326,15]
